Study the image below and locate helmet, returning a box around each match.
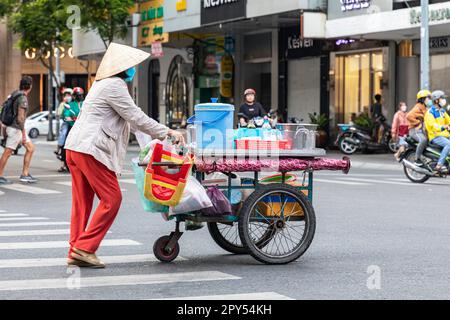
[62,88,73,95]
[244,88,256,96]
[431,90,447,101]
[417,89,431,100]
[72,87,84,95]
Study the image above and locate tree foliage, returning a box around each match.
[69,0,135,48]
[0,0,18,18]
[9,0,71,85]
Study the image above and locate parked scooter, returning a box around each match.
[336,117,396,155]
[400,136,449,183]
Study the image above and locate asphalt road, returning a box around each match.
[0,137,449,300]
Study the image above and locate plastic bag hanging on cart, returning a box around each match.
[169,176,213,215]
[201,186,233,216]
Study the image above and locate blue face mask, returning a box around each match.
[124,67,136,83]
[426,99,434,108]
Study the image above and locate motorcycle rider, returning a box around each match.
[238,89,266,127]
[424,90,450,173]
[406,89,432,166]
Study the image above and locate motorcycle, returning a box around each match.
[336,117,396,155]
[400,136,449,183]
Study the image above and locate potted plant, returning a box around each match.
[309,112,329,148]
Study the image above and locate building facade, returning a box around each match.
[0,20,98,116]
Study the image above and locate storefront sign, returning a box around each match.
[201,0,246,25]
[413,37,450,55]
[139,0,169,46]
[410,7,450,25]
[151,42,164,57]
[176,0,187,11]
[328,0,392,20]
[220,54,234,98]
[340,0,371,12]
[280,26,324,60]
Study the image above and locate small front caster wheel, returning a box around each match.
[153,235,180,263]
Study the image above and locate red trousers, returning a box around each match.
[66,150,122,257]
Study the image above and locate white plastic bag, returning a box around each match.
[169,176,213,215]
[134,130,153,149]
[139,139,177,164]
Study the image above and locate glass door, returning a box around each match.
[334,51,384,124]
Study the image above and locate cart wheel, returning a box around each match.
[208,222,247,255]
[153,236,180,263]
[208,221,278,255]
[239,184,316,265]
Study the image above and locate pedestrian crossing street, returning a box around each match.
[0,209,293,300]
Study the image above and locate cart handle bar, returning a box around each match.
[138,162,184,167]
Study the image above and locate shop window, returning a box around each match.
[334,51,384,123]
[431,54,450,96]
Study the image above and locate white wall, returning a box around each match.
[164,0,201,33]
[287,57,321,122]
[247,0,313,18]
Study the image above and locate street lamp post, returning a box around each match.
[420,0,429,90]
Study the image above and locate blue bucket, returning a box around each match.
[188,99,234,150]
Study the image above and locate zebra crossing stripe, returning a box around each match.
[54,181,72,187]
[0,184,61,194]
[315,178,370,186]
[0,222,69,228]
[0,214,29,218]
[0,271,240,291]
[0,229,70,237]
[0,217,49,222]
[155,292,294,300]
[119,179,136,185]
[0,239,140,250]
[0,254,186,268]
[342,177,420,186]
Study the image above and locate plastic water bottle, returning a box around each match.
[262,116,272,129]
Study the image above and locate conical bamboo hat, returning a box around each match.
[95,43,151,81]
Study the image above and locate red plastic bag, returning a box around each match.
[201,186,232,216]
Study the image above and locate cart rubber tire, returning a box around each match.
[153,235,180,263]
[208,222,248,255]
[239,184,316,265]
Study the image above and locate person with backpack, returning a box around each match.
[0,76,37,184]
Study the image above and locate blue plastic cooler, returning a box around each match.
[188,99,235,150]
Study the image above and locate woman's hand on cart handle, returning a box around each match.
[167,129,185,145]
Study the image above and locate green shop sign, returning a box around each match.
[410,7,450,25]
[141,5,164,22]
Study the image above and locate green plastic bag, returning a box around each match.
[131,160,169,213]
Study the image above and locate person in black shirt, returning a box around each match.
[370,94,383,119]
[238,88,266,127]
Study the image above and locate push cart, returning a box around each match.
[141,148,350,265]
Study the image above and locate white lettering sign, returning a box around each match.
[340,0,371,12]
[204,0,239,9]
[288,36,314,50]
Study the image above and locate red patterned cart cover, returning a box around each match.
[194,157,351,174]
